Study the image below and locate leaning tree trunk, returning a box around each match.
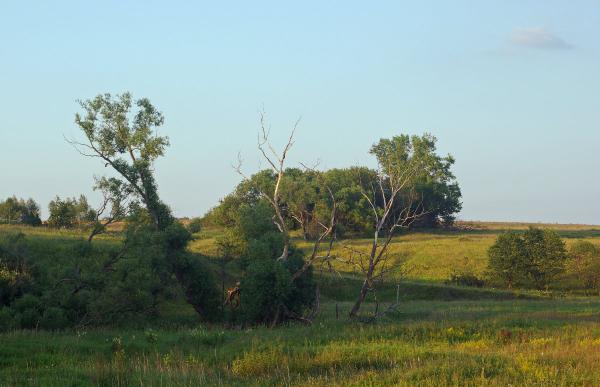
[349,279,370,317]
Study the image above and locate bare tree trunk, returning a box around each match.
[350,277,371,317]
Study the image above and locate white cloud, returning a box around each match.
[510,27,573,50]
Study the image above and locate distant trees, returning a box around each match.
[565,241,600,291]
[488,227,567,289]
[206,135,461,236]
[186,217,203,234]
[0,197,42,226]
[47,195,95,229]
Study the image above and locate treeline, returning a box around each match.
[0,197,41,226]
[203,138,461,238]
[1,195,109,233]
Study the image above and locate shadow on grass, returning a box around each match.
[317,273,528,303]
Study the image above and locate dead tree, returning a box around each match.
[234,111,298,261]
[347,165,428,318]
[234,112,337,324]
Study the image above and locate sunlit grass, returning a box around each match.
[3,222,600,385]
[2,300,600,385]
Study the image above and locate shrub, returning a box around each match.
[566,241,600,290]
[446,273,485,288]
[39,307,69,330]
[13,294,42,329]
[0,307,15,332]
[487,232,526,288]
[171,253,222,322]
[239,251,315,325]
[187,217,203,234]
[487,227,567,289]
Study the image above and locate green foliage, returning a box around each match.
[446,273,485,288]
[72,92,221,323]
[565,241,600,290]
[239,252,315,325]
[370,134,462,227]
[0,197,41,226]
[187,217,203,234]
[488,232,525,288]
[206,134,461,238]
[171,252,222,322]
[239,258,290,324]
[488,228,567,289]
[522,228,567,289]
[48,195,96,229]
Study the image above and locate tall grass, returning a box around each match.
[3,222,600,385]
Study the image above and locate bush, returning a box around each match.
[187,217,203,234]
[171,253,222,322]
[13,294,42,329]
[487,232,526,288]
[446,273,484,288]
[239,251,315,325]
[487,227,567,289]
[39,307,69,330]
[566,241,600,290]
[0,307,15,332]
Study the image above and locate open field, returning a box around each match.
[2,222,600,385]
[2,299,600,385]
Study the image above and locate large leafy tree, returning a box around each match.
[70,92,219,321]
[72,92,172,229]
[370,134,461,227]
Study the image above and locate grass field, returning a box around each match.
[2,222,600,385]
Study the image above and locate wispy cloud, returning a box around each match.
[510,27,573,50]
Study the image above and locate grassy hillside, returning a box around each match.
[191,221,600,282]
[2,222,600,385]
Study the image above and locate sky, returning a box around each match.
[1,1,599,223]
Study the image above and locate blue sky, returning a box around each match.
[1,1,599,223]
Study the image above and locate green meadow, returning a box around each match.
[2,222,600,386]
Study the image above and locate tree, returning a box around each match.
[346,135,434,317]
[370,134,461,228]
[522,227,567,289]
[566,241,600,291]
[68,92,219,321]
[0,197,42,226]
[231,112,336,325]
[487,227,567,290]
[47,196,95,229]
[280,168,320,239]
[187,217,203,234]
[21,199,42,227]
[487,232,526,288]
[87,177,132,243]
